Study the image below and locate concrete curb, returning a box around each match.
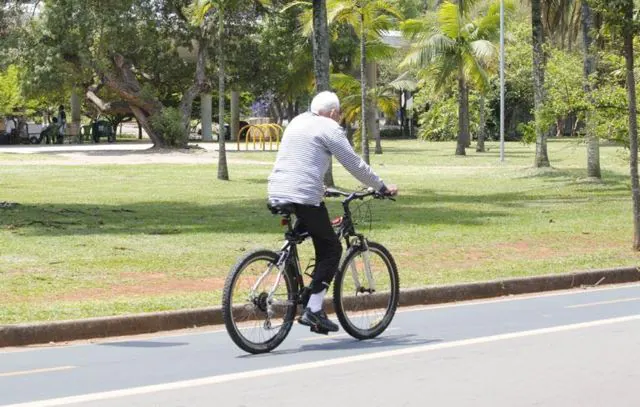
[1,266,638,348]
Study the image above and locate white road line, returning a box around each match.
[0,366,75,378]
[566,297,640,309]
[4,314,640,407]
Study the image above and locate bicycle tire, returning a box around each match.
[222,249,296,354]
[333,241,399,340]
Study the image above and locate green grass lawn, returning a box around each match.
[1,139,639,324]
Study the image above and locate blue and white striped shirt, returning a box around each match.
[268,112,385,206]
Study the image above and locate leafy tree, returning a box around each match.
[254,7,314,122]
[22,0,210,148]
[0,65,23,116]
[589,0,640,249]
[542,48,588,138]
[402,0,505,155]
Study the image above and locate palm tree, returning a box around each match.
[580,0,600,180]
[291,0,402,162]
[312,0,335,186]
[312,0,331,91]
[194,0,269,181]
[401,0,503,156]
[542,0,583,51]
[326,0,402,164]
[531,0,550,167]
[331,72,400,144]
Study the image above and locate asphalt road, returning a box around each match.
[2,283,640,407]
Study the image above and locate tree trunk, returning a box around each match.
[218,6,229,181]
[272,99,284,125]
[179,35,209,148]
[101,55,164,146]
[70,90,81,142]
[623,4,640,249]
[532,0,550,167]
[230,90,239,141]
[581,1,601,180]
[346,121,354,146]
[312,0,334,186]
[456,65,467,156]
[367,61,382,155]
[311,0,335,187]
[312,0,331,92]
[476,93,486,152]
[130,105,161,146]
[286,100,294,123]
[360,12,370,164]
[201,93,213,141]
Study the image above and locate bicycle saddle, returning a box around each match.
[267,199,296,216]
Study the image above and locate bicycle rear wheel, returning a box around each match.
[333,241,399,340]
[222,250,296,354]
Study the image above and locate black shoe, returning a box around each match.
[298,308,339,332]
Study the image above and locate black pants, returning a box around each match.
[294,202,343,294]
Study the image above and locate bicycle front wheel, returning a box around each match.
[333,241,399,340]
[222,250,296,354]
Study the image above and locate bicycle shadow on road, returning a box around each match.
[236,334,441,358]
[298,333,441,352]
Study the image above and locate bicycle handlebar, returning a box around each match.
[324,187,396,202]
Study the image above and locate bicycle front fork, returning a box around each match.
[348,238,376,294]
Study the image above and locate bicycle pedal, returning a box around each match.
[310,325,329,335]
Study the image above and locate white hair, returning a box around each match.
[310,91,340,115]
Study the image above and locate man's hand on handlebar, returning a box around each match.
[383,184,398,196]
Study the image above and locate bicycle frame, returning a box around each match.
[265,189,391,306]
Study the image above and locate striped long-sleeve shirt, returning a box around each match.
[268,112,385,206]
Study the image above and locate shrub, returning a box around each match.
[150,107,187,148]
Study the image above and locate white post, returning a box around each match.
[500,0,505,162]
[201,93,213,142]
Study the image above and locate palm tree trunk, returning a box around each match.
[312,0,334,186]
[312,0,330,91]
[623,3,640,249]
[367,61,382,155]
[456,65,467,156]
[217,6,229,181]
[360,11,370,164]
[476,93,486,152]
[532,0,550,167]
[581,1,600,180]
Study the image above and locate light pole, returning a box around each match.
[500,0,505,162]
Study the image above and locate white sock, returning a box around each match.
[307,289,326,312]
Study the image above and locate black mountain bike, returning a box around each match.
[222,187,400,354]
